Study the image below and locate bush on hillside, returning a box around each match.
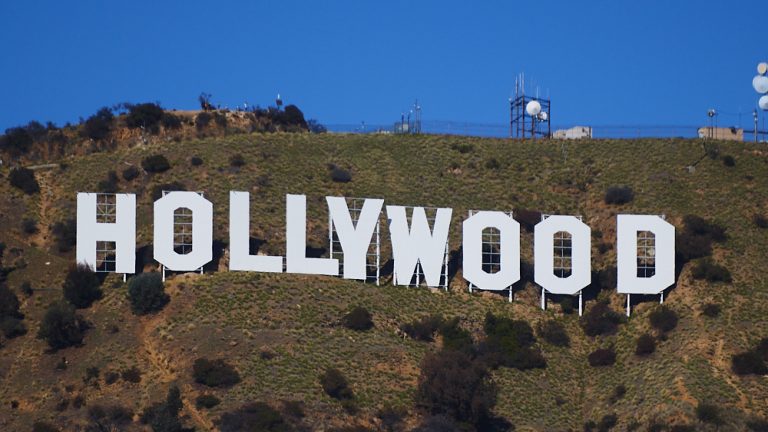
[141,154,171,173]
[190,156,203,166]
[122,165,140,181]
[121,366,142,383]
[691,259,732,283]
[438,317,474,353]
[416,348,496,426]
[536,320,570,347]
[51,218,77,252]
[87,404,134,429]
[329,165,352,183]
[125,103,165,133]
[21,217,38,234]
[702,303,721,318]
[229,154,246,167]
[731,338,768,375]
[722,155,735,167]
[63,264,103,309]
[320,368,353,400]
[401,315,444,342]
[37,301,88,350]
[1,126,33,156]
[9,167,39,194]
[696,403,724,427]
[588,347,616,367]
[150,181,185,201]
[482,313,546,370]
[195,394,221,409]
[604,186,634,205]
[682,215,727,242]
[81,107,114,140]
[97,170,119,193]
[581,301,625,337]
[193,358,241,387]
[161,112,182,130]
[218,402,288,432]
[195,112,212,130]
[127,272,169,315]
[648,305,679,333]
[635,334,656,356]
[341,306,373,331]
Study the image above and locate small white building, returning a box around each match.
[554,126,592,139]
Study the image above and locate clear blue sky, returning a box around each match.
[1,0,765,131]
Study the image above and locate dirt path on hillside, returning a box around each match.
[31,171,56,247]
[138,304,215,431]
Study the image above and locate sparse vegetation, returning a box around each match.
[691,258,732,283]
[536,320,570,347]
[702,303,721,318]
[218,402,289,432]
[401,315,444,342]
[482,312,546,370]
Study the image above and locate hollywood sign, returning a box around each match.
[76,192,675,312]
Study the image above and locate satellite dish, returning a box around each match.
[538,111,548,121]
[753,75,768,94]
[758,62,768,76]
[526,100,542,116]
[760,95,768,111]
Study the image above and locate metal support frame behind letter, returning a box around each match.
[466,209,515,302]
[328,197,382,285]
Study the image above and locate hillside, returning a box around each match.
[0,132,767,431]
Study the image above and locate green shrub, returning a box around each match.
[218,402,288,432]
[691,259,732,283]
[604,186,634,205]
[416,348,496,426]
[141,154,171,173]
[125,103,165,133]
[702,303,721,318]
[229,154,246,167]
[482,313,546,370]
[193,358,241,387]
[588,347,616,367]
[581,301,624,337]
[161,112,182,129]
[0,317,26,339]
[63,264,103,309]
[320,368,353,400]
[648,305,678,333]
[695,403,724,427]
[190,156,203,166]
[537,320,570,347]
[37,301,88,350]
[51,218,77,252]
[195,112,212,130]
[81,107,114,140]
[195,394,221,409]
[439,317,474,352]
[754,214,768,229]
[127,272,169,315]
[121,366,142,383]
[122,165,140,181]
[32,422,60,432]
[401,315,444,342]
[9,167,39,194]
[1,126,33,156]
[329,164,352,183]
[21,217,38,234]
[722,155,735,167]
[341,306,373,331]
[635,334,656,356]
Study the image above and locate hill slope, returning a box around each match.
[0,133,767,431]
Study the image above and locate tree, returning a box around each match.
[63,264,103,308]
[81,107,114,140]
[648,306,678,333]
[37,301,88,350]
[635,333,656,356]
[218,402,289,432]
[128,272,169,315]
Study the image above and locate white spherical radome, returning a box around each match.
[526,100,542,116]
[759,95,768,111]
[753,75,768,94]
